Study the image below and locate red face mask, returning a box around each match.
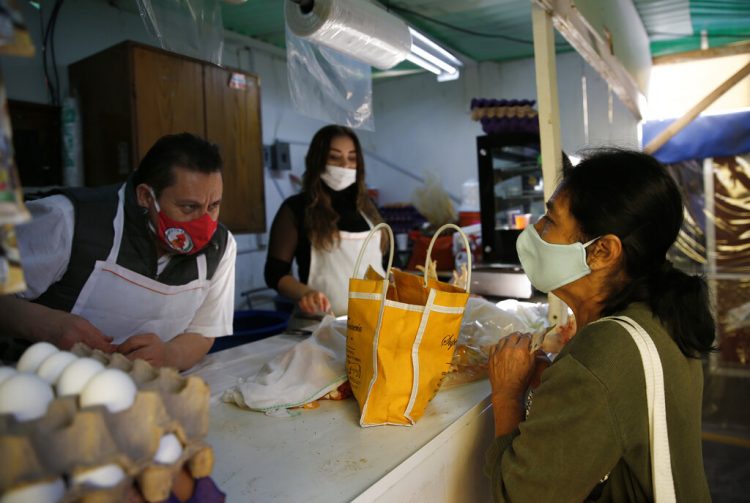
[149,188,218,254]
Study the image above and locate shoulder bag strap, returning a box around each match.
[602,315,677,503]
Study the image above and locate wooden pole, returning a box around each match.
[644,61,750,155]
[531,3,567,327]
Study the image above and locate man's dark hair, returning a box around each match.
[133,133,222,197]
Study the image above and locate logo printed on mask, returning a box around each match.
[516,224,599,293]
[164,227,193,253]
[321,164,357,191]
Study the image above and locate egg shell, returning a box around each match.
[16,342,59,373]
[36,351,78,385]
[0,367,16,386]
[0,373,54,421]
[72,463,125,488]
[56,358,105,397]
[80,369,137,413]
[0,478,65,503]
[154,433,183,465]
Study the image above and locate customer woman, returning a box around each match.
[264,125,385,316]
[486,149,714,502]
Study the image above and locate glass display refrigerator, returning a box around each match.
[471,133,545,298]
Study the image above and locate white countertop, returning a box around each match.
[188,332,494,502]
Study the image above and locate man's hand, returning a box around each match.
[44,310,116,352]
[117,333,168,367]
[116,332,212,370]
[298,290,332,315]
[0,296,115,352]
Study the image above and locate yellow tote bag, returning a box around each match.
[346,223,471,426]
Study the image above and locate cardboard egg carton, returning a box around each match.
[0,344,214,502]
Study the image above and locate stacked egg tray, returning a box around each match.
[0,344,213,502]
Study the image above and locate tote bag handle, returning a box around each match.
[424,223,472,294]
[352,222,395,279]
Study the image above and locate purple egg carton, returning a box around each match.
[379,205,427,234]
[480,116,539,135]
[470,98,536,109]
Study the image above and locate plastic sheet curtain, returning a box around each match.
[710,155,750,367]
[647,111,750,369]
[665,155,750,368]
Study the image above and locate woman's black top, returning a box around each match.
[264,184,370,289]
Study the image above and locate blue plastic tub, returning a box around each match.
[209,309,290,353]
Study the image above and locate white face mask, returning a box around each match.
[516,224,599,293]
[320,165,357,191]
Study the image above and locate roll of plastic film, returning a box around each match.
[285,0,411,70]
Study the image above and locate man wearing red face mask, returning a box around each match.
[0,133,236,370]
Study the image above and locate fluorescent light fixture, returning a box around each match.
[407,27,462,82]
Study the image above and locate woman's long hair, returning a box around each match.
[560,149,715,358]
[302,125,382,250]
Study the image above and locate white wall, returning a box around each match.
[3,0,638,309]
[363,51,639,205]
[646,53,750,120]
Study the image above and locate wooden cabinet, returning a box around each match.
[69,41,265,233]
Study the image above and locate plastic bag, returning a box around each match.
[135,0,224,65]
[440,297,577,389]
[285,26,374,131]
[440,297,528,389]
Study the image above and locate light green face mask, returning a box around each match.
[516,224,599,293]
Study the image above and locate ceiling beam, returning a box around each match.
[532,0,646,120]
[653,41,750,65]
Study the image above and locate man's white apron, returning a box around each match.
[71,186,210,344]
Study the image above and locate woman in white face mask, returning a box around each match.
[264,125,386,316]
[484,149,715,502]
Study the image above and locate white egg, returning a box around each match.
[80,369,136,413]
[0,367,16,386]
[0,373,54,421]
[0,478,65,503]
[36,352,78,385]
[16,342,59,373]
[56,358,105,397]
[153,433,183,465]
[72,463,125,488]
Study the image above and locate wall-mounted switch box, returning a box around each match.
[265,141,291,171]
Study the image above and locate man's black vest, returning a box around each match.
[34,180,229,312]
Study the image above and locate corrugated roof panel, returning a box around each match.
[690,0,750,34]
[635,0,750,57]
[387,0,568,62]
[220,0,750,63]
[222,0,285,45]
[633,0,692,40]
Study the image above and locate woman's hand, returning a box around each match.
[487,332,545,436]
[298,290,332,315]
[488,332,538,399]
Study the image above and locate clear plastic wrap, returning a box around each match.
[285,25,375,131]
[284,0,411,70]
[440,298,528,389]
[441,297,576,389]
[135,0,224,65]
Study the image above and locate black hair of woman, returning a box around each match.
[560,148,715,358]
[302,125,382,250]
